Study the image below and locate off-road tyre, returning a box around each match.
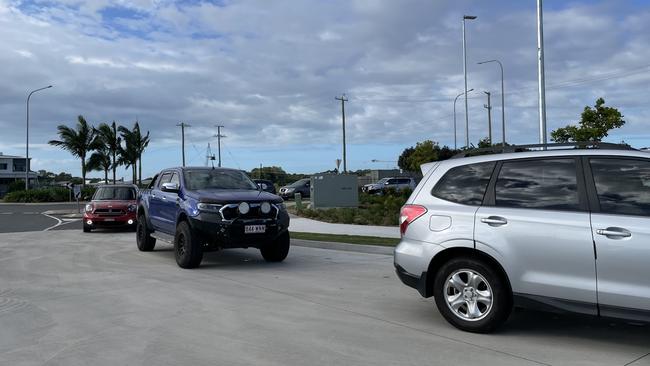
[261,231,290,262]
[136,214,156,252]
[174,221,203,269]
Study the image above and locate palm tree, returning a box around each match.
[48,115,96,188]
[95,121,121,184]
[133,122,150,186]
[118,124,139,184]
[88,145,112,184]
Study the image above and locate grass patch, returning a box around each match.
[291,231,399,246]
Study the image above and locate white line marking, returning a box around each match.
[42,213,63,231]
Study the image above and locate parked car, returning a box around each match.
[362,177,415,194]
[394,143,650,333]
[137,167,290,268]
[253,179,276,194]
[278,178,310,200]
[83,184,138,232]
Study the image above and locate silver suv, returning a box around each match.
[394,144,650,333]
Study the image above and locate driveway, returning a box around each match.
[0,231,648,365]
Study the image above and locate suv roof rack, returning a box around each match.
[451,142,636,159]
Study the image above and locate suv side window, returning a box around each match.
[590,158,650,216]
[495,158,579,211]
[432,162,495,205]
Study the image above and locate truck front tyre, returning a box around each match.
[174,221,203,269]
[136,214,156,252]
[260,231,290,262]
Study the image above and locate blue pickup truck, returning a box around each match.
[136,167,290,268]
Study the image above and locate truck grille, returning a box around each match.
[94,208,126,216]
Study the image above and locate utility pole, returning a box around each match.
[335,94,348,173]
[484,91,492,144]
[537,0,548,145]
[215,125,226,167]
[176,122,191,167]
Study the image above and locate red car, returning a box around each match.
[83,185,138,232]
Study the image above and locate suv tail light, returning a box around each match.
[400,204,427,236]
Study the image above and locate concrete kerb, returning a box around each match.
[291,239,394,255]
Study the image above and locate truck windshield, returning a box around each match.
[93,187,136,200]
[184,170,258,190]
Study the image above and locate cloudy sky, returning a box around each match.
[1,0,649,179]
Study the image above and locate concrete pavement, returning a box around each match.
[0,230,649,366]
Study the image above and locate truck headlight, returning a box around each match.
[197,203,222,212]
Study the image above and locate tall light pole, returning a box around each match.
[215,125,226,167]
[335,94,348,173]
[453,88,474,150]
[478,60,505,145]
[537,0,548,145]
[176,122,191,167]
[26,85,52,191]
[462,15,477,148]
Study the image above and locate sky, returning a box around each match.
[1,0,649,179]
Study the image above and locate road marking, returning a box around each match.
[42,213,63,231]
[0,212,11,215]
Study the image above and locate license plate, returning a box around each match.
[104,218,115,222]
[244,225,266,234]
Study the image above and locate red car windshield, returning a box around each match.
[93,187,136,201]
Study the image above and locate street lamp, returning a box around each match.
[478,60,505,145]
[453,88,474,150]
[26,85,53,191]
[462,15,477,148]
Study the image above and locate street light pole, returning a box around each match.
[26,85,52,191]
[335,94,348,173]
[453,88,474,150]
[478,60,505,145]
[484,91,492,144]
[537,0,548,145]
[462,15,477,148]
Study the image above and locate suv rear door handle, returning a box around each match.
[596,227,631,239]
[481,216,508,226]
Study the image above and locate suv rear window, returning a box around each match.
[495,158,579,211]
[590,158,650,216]
[432,162,495,205]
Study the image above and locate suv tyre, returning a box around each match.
[433,257,511,333]
[136,214,156,251]
[260,231,290,262]
[174,221,203,269]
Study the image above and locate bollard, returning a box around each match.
[294,193,302,210]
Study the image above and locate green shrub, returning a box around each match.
[4,187,70,203]
[7,180,26,194]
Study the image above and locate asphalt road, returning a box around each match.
[0,203,82,233]
[0,231,649,366]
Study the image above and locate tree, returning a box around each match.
[95,121,121,184]
[48,115,97,188]
[88,144,112,184]
[118,124,139,184]
[133,122,150,187]
[250,166,288,185]
[397,146,415,171]
[551,98,625,143]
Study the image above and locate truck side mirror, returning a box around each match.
[161,182,180,193]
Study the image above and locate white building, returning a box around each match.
[0,153,38,197]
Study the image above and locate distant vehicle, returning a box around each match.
[253,179,276,194]
[137,167,290,268]
[362,177,415,194]
[395,143,650,333]
[83,184,138,232]
[279,178,310,200]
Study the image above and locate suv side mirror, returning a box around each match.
[161,182,180,193]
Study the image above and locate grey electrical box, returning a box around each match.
[310,174,358,208]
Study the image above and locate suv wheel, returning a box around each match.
[136,214,156,252]
[260,231,290,262]
[174,221,203,269]
[433,257,511,333]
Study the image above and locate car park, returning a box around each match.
[253,179,277,194]
[362,177,416,194]
[137,167,290,268]
[83,184,138,232]
[394,143,650,333]
[278,178,310,199]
